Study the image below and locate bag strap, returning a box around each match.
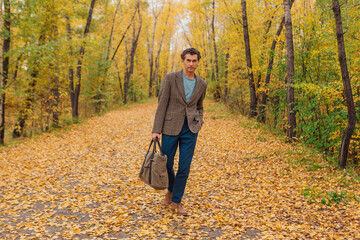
[144,137,163,157]
[153,137,163,154]
[146,139,154,154]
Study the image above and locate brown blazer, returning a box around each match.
[152,70,207,136]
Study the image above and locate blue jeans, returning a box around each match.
[161,118,198,203]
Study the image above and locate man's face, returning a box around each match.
[182,54,199,73]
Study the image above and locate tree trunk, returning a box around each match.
[13,72,37,138]
[51,26,60,126]
[147,20,156,97]
[241,0,257,118]
[72,0,96,119]
[1,0,10,144]
[205,6,215,90]
[107,0,121,61]
[51,74,60,125]
[65,15,76,119]
[13,34,45,137]
[124,7,142,104]
[223,51,230,103]
[259,0,295,123]
[10,43,27,88]
[111,6,137,61]
[114,59,124,100]
[153,3,171,92]
[256,18,272,118]
[212,0,221,101]
[123,40,130,103]
[147,1,165,97]
[12,49,25,84]
[332,0,356,169]
[284,0,296,138]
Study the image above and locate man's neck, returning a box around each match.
[182,69,195,79]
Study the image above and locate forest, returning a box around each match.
[0,0,359,168]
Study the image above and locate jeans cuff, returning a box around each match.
[171,197,181,204]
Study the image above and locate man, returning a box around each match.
[152,48,207,215]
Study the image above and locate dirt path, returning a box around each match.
[0,100,359,239]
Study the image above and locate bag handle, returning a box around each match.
[146,139,154,154]
[145,137,163,154]
[147,137,163,155]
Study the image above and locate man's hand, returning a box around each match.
[152,133,161,141]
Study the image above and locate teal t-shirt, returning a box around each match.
[182,71,196,103]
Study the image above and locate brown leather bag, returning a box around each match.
[139,138,168,190]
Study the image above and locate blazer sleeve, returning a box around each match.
[152,75,171,133]
[197,81,207,125]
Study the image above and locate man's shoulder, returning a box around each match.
[164,70,181,81]
[195,74,207,87]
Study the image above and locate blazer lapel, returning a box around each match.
[175,70,187,103]
[188,74,202,104]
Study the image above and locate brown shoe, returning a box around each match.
[171,202,189,216]
[162,191,172,205]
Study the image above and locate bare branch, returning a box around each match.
[111,4,138,61]
[107,0,121,60]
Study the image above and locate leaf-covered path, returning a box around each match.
[1,100,359,239]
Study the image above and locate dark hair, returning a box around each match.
[181,48,201,61]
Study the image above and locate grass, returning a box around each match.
[301,186,319,204]
[204,99,230,116]
[301,186,356,206]
[322,191,348,206]
[306,162,323,171]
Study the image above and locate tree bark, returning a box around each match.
[241,0,257,118]
[12,51,24,85]
[51,73,60,125]
[259,0,295,123]
[147,1,165,97]
[51,26,60,126]
[212,0,221,101]
[284,0,296,138]
[72,0,96,119]
[12,70,37,138]
[111,8,137,61]
[223,51,230,103]
[114,59,123,100]
[153,3,171,92]
[332,0,356,169]
[256,18,272,114]
[1,0,10,144]
[205,6,215,88]
[65,15,76,119]
[123,7,142,104]
[107,0,121,61]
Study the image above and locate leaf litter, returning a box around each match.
[0,100,359,239]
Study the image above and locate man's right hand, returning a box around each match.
[152,133,161,141]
